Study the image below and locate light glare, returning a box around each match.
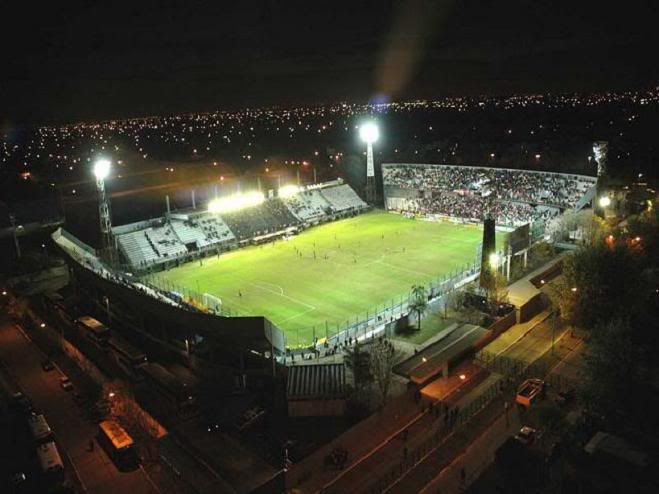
[359,122,379,144]
[598,196,611,208]
[93,159,111,179]
[278,184,300,198]
[208,191,264,214]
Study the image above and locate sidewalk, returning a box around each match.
[418,403,521,494]
[286,388,427,492]
[386,393,517,494]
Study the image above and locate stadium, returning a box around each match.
[55,163,596,353]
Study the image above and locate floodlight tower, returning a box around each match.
[93,159,115,265]
[360,122,379,204]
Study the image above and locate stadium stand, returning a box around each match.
[221,198,299,241]
[113,182,368,270]
[146,225,187,258]
[117,230,160,267]
[320,184,368,212]
[170,213,235,249]
[383,164,596,226]
[282,189,332,222]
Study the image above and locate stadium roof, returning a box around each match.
[287,364,346,400]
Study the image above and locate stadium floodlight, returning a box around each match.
[208,190,265,214]
[598,196,611,208]
[489,252,500,269]
[93,158,115,265]
[360,122,379,204]
[359,122,379,144]
[278,184,300,198]
[93,158,111,180]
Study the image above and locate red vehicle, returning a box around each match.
[516,378,545,407]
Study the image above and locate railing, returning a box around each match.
[363,377,509,494]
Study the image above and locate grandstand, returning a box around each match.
[320,184,368,212]
[112,181,369,271]
[222,198,299,241]
[282,189,332,222]
[382,163,597,226]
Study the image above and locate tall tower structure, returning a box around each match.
[479,217,496,289]
[360,122,379,204]
[93,159,115,265]
[593,141,608,177]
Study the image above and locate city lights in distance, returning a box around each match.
[93,158,111,180]
[278,184,300,198]
[359,122,379,144]
[208,191,264,214]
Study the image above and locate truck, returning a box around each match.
[516,378,545,407]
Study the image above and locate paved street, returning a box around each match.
[0,315,159,494]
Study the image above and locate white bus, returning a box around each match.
[28,413,53,443]
[37,441,65,482]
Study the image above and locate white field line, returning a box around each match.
[278,307,317,324]
[250,282,316,310]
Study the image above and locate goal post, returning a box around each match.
[203,293,223,314]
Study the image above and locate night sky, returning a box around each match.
[3,0,658,124]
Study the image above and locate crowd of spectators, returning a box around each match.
[396,194,560,226]
[383,164,596,209]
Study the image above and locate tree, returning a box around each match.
[551,242,648,330]
[580,318,645,431]
[369,339,396,407]
[486,271,509,311]
[409,284,428,331]
[344,342,372,390]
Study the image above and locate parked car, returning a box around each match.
[59,376,74,391]
[41,359,55,372]
[514,425,538,445]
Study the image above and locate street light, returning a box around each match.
[598,196,611,208]
[359,122,379,204]
[489,252,500,269]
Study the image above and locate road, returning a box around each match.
[0,315,159,494]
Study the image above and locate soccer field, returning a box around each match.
[152,210,485,346]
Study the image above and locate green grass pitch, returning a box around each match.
[153,210,485,346]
